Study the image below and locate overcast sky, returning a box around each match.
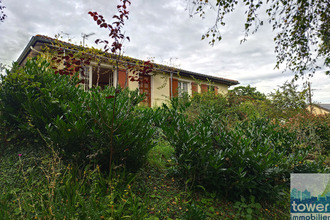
[0,0,329,103]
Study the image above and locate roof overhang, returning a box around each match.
[17,35,53,65]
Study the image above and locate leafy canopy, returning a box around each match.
[0,0,6,22]
[229,85,267,101]
[187,0,330,77]
[269,81,308,111]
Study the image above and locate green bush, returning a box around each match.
[0,58,158,172]
[63,87,160,171]
[284,113,330,155]
[188,92,228,115]
[160,99,326,201]
[0,59,70,150]
[186,91,271,123]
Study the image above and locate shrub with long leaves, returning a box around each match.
[0,58,158,172]
[160,98,327,201]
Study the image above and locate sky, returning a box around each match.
[291,174,329,197]
[0,0,329,103]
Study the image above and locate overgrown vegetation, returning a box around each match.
[0,59,329,219]
[0,59,157,172]
[160,97,328,202]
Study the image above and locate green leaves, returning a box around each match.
[0,58,157,173]
[232,196,262,219]
[188,0,330,77]
[269,80,308,118]
[160,97,320,201]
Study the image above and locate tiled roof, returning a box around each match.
[17,35,239,86]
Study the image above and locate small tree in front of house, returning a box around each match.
[269,81,308,119]
[87,0,156,170]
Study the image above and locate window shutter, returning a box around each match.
[170,78,178,98]
[118,69,127,88]
[191,82,198,96]
[201,84,208,93]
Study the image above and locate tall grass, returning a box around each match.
[0,145,149,219]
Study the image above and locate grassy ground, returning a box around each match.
[0,141,300,219]
[138,141,291,220]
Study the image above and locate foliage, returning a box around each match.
[269,81,308,118]
[229,85,266,103]
[147,136,175,171]
[0,58,157,172]
[186,90,271,122]
[0,0,6,23]
[77,87,158,171]
[185,92,230,121]
[87,1,155,171]
[283,112,330,155]
[88,0,131,54]
[0,59,71,149]
[227,82,311,120]
[230,196,262,220]
[227,85,272,120]
[160,98,326,201]
[0,147,148,219]
[187,0,330,77]
[0,138,293,220]
[184,203,207,220]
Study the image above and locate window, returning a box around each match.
[81,65,114,90]
[92,66,114,89]
[178,81,188,97]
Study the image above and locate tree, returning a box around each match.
[227,85,270,120]
[187,0,330,77]
[0,63,7,74]
[0,0,6,22]
[269,81,308,117]
[229,85,266,101]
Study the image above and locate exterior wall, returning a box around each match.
[175,75,229,95]
[151,73,170,107]
[21,43,45,65]
[307,105,330,115]
[127,70,139,91]
[215,83,228,94]
[149,73,230,107]
[123,69,230,108]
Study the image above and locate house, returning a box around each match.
[307,104,330,115]
[17,35,239,107]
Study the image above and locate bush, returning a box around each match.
[0,58,158,172]
[160,99,326,201]
[56,86,160,171]
[186,91,272,123]
[283,113,330,155]
[0,59,70,150]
